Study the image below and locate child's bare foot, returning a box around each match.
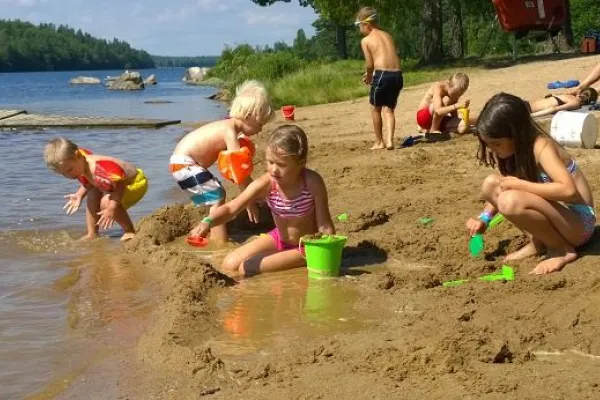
[370,142,385,150]
[505,241,545,261]
[120,232,136,242]
[529,248,577,275]
[79,233,97,241]
[385,143,395,150]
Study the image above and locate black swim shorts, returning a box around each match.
[370,70,403,108]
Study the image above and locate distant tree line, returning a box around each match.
[0,19,155,72]
[152,55,219,68]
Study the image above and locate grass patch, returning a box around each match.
[269,59,482,107]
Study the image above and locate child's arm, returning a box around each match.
[223,128,241,152]
[360,39,374,84]
[307,171,335,235]
[432,84,462,116]
[97,182,126,230]
[500,140,578,202]
[194,173,271,237]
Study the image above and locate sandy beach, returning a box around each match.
[84,55,600,399]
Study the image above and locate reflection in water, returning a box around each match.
[210,271,373,357]
[0,231,158,399]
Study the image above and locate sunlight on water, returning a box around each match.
[207,270,378,358]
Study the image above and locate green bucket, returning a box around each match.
[302,235,347,279]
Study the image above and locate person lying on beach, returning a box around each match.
[525,88,598,119]
[44,137,148,241]
[416,73,470,135]
[170,80,273,243]
[466,93,595,275]
[356,6,403,150]
[565,63,600,95]
[192,124,336,278]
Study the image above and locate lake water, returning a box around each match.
[0,68,227,399]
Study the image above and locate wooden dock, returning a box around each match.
[0,109,180,129]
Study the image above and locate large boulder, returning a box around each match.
[106,71,145,91]
[144,74,157,85]
[69,76,101,85]
[182,67,210,85]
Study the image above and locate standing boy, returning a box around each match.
[357,6,403,150]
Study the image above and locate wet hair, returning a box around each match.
[44,137,79,171]
[579,87,598,105]
[268,125,308,162]
[356,7,378,25]
[229,80,273,125]
[448,73,469,93]
[476,92,546,181]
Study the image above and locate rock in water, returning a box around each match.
[69,76,101,85]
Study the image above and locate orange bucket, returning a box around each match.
[281,105,295,121]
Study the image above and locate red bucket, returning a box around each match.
[281,105,295,121]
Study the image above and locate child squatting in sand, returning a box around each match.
[44,137,148,241]
[170,80,273,243]
[356,7,403,150]
[466,93,595,275]
[194,125,336,278]
[416,72,470,135]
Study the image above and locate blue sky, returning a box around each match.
[0,0,319,56]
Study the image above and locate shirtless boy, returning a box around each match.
[416,73,470,135]
[357,6,403,150]
[170,80,272,242]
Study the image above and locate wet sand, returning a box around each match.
[68,55,600,399]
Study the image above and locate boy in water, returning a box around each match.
[356,6,403,150]
[416,73,470,136]
[44,137,148,241]
[170,80,272,242]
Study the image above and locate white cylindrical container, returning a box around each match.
[550,111,598,149]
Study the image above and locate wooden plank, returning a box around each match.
[0,112,180,129]
[0,109,27,121]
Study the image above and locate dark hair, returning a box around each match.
[476,92,545,181]
[268,124,308,161]
[580,87,598,105]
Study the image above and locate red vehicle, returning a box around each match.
[492,0,566,32]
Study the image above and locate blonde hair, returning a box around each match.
[44,137,79,170]
[268,125,308,162]
[356,7,378,25]
[449,73,469,93]
[229,80,273,125]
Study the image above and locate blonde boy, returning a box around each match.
[416,73,470,135]
[170,80,272,242]
[44,137,148,241]
[356,6,403,150]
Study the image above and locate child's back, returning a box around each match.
[173,119,235,168]
[362,28,401,71]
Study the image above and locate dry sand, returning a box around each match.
[104,55,600,399]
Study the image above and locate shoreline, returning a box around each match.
[63,54,600,398]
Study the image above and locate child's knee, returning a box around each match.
[497,191,524,215]
[481,174,500,199]
[221,254,241,274]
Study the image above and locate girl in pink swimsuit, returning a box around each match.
[193,125,336,278]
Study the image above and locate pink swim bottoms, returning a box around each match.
[268,228,305,255]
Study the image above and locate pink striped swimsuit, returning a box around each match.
[267,173,315,218]
[266,173,314,254]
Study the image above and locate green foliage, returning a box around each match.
[152,55,219,68]
[570,0,600,43]
[208,45,308,91]
[0,19,154,72]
